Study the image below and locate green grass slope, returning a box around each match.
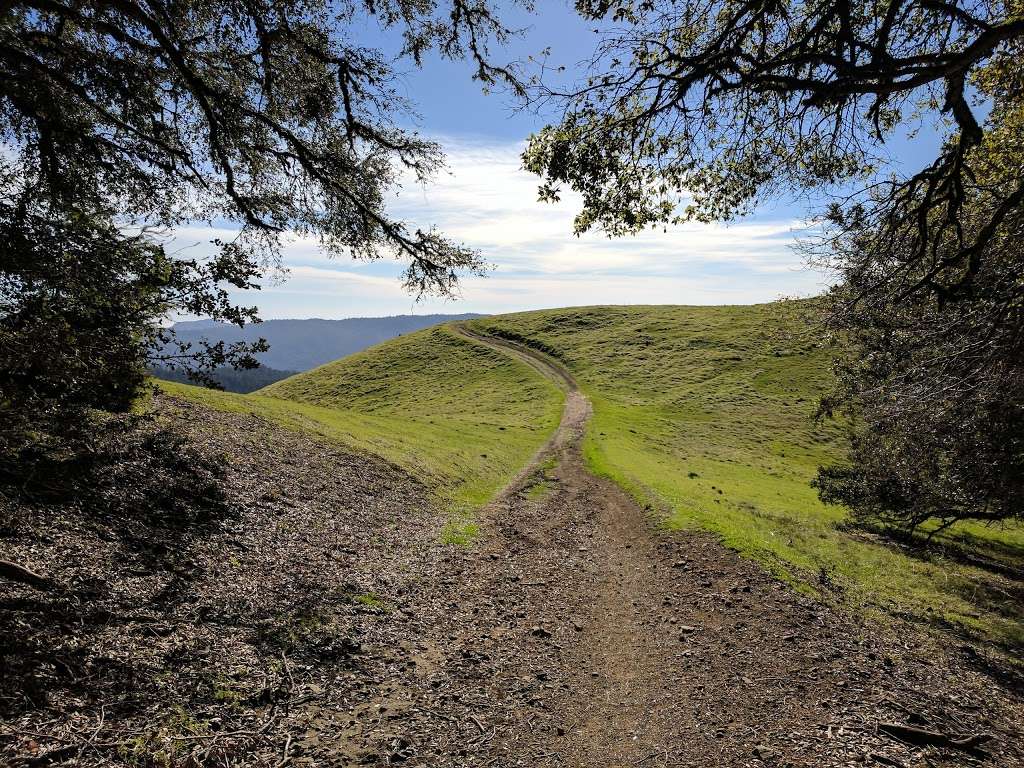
[471,303,1024,647]
[159,325,564,541]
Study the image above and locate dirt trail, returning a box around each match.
[454,323,674,764]
[6,329,1020,767]
[441,325,1024,768]
[456,324,670,762]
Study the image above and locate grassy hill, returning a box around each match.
[470,303,1024,646]
[159,325,564,542]
[162,302,1022,646]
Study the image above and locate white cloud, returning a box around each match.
[169,137,828,318]
[387,138,812,278]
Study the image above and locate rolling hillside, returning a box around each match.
[163,302,1023,645]
[470,304,1024,645]
[160,325,564,541]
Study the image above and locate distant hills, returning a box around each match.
[149,364,299,393]
[154,313,484,392]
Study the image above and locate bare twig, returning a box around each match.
[0,560,56,591]
[877,722,992,751]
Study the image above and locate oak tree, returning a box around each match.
[526,0,1024,529]
[0,0,519,514]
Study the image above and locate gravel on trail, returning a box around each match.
[2,334,1022,767]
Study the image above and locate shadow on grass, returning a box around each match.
[841,519,1024,668]
[850,521,1024,583]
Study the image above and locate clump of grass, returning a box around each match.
[119,705,209,767]
[440,513,480,546]
[523,453,558,501]
[207,674,245,706]
[524,482,553,501]
[353,592,388,610]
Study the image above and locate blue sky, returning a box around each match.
[178,2,946,319]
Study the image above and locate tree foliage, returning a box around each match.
[3,0,518,292]
[525,0,1024,528]
[0,193,267,490]
[814,45,1024,532]
[1,0,518,488]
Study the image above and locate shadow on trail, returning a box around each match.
[0,418,234,723]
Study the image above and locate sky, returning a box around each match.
[175,2,943,320]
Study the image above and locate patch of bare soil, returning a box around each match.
[1,397,450,766]
[2,335,1023,768]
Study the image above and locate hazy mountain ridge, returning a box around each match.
[166,313,486,372]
